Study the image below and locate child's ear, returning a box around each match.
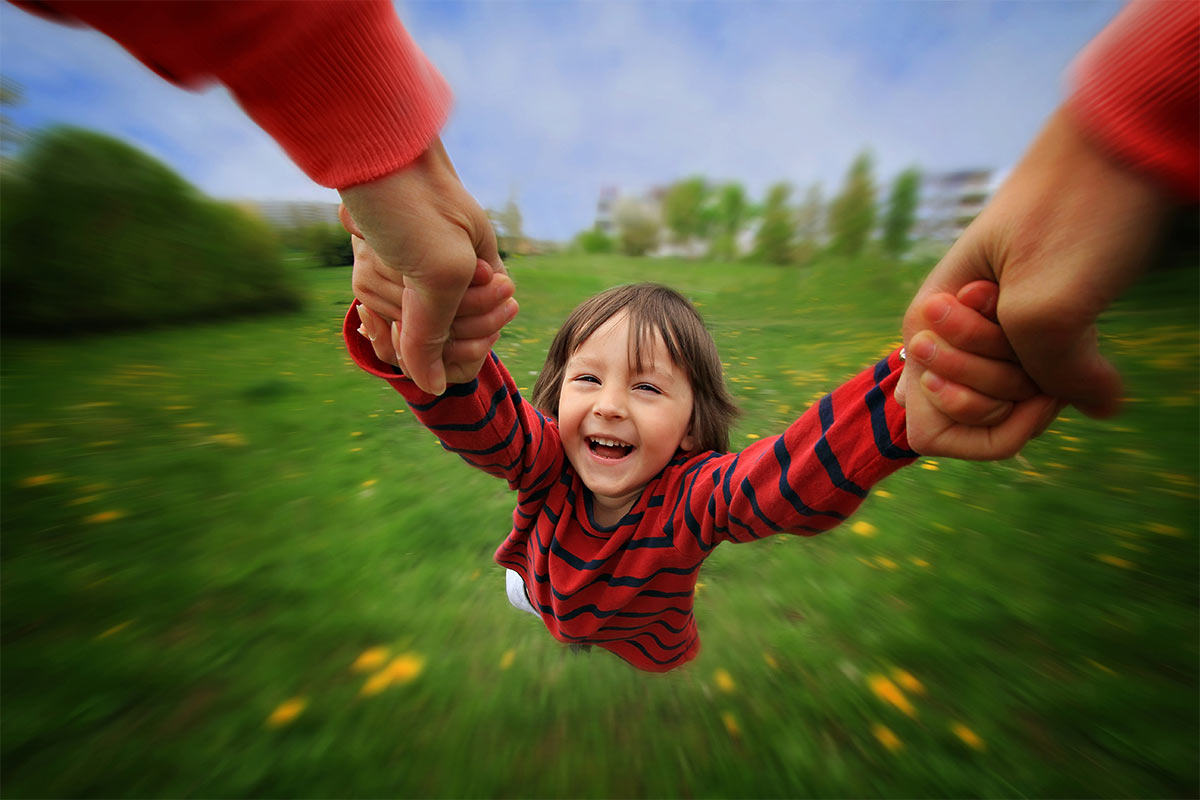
[681,427,697,452]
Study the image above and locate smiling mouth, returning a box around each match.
[588,436,635,460]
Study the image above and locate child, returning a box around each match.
[346,279,1040,672]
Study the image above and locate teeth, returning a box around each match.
[589,437,631,448]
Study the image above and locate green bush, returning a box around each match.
[1,127,302,333]
[279,221,353,267]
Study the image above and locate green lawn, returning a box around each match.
[3,254,1196,798]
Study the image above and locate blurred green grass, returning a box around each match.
[2,255,1196,798]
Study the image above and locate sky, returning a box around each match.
[1,1,1123,242]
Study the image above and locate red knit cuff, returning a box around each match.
[1068,0,1199,201]
[342,301,440,405]
[219,1,452,189]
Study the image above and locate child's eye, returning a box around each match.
[634,383,662,394]
[573,374,599,384]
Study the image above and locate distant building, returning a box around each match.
[241,200,341,228]
[594,185,619,236]
[916,169,1000,242]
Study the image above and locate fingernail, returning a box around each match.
[356,325,368,339]
[980,401,1013,426]
[504,298,519,322]
[921,371,946,392]
[356,303,368,323]
[924,296,951,324]
[910,336,936,363]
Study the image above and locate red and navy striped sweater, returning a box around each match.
[345,308,916,671]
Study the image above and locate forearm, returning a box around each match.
[343,303,559,488]
[27,0,452,188]
[681,349,914,550]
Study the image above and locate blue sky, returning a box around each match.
[1,1,1122,241]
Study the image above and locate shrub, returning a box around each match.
[1,127,302,333]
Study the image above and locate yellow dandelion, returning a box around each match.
[938,489,960,498]
[694,581,706,594]
[764,653,778,669]
[470,568,481,581]
[266,698,307,728]
[499,649,516,670]
[360,670,394,697]
[350,431,363,437]
[874,489,892,498]
[1145,522,1183,537]
[164,405,191,411]
[910,557,930,568]
[349,447,362,453]
[891,669,925,695]
[852,520,877,537]
[361,479,377,488]
[746,433,761,440]
[950,722,986,751]
[395,408,406,414]
[20,474,62,487]
[178,422,209,428]
[857,557,878,569]
[868,674,916,718]
[209,433,247,446]
[872,723,903,752]
[68,495,99,506]
[1095,554,1134,569]
[875,557,898,570]
[1087,659,1117,675]
[721,711,741,739]
[85,510,125,524]
[920,461,940,471]
[351,647,389,673]
[96,620,132,640]
[714,669,736,693]
[386,654,424,683]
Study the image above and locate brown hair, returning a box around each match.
[530,283,739,453]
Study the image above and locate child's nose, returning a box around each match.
[592,386,627,419]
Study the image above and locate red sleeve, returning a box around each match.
[669,349,915,556]
[20,0,452,189]
[1068,0,1200,201]
[342,303,564,493]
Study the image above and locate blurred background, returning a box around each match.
[2,1,1196,797]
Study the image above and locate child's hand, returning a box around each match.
[353,237,518,385]
[899,281,1060,460]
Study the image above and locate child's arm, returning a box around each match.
[343,265,561,495]
[667,287,1049,556]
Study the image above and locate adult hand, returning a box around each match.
[898,107,1170,456]
[354,247,518,385]
[339,136,502,395]
[901,282,1061,460]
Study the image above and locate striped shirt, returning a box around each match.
[345,308,916,671]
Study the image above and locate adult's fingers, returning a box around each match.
[457,268,515,318]
[399,269,473,396]
[1000,307,1124,419]
[907,329,1038,401]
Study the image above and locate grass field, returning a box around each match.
[3,254,1197,798]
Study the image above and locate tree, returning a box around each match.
[828,150,877,257]
[489,195,524,256]
[753,182,796,265]
[1,78,25,157]
[708,182,748,261]
[662,176,710,249]
[573,227,615,254]
[793,182,825,265]
[615,198,660,256]
[882,167,921,259]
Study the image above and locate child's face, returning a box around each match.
[558,312,696,518]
